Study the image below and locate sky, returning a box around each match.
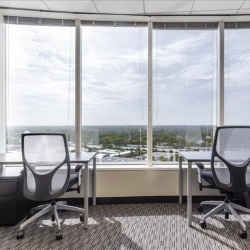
[7,25,75,126]
[6,23,250,127]
[224,29,250,125]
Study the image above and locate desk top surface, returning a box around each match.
[0,152,97,165]
[179,151,212,162]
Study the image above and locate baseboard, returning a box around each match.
[97,196,229,205]
[61,196,235,206]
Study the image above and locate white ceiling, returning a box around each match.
[0,0,250,15]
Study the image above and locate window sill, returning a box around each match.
[2,164,211,172]
[95,164,211,171]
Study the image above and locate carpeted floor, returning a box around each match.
[1,203,250,250]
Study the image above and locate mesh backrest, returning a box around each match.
[26,167,36,193]
[212,127,250,191]
[24,135,66,166]
[22,134,70,200]
[214,157,230,185]
[51,169,68,192]
[216,128,250,164]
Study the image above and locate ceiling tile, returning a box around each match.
[144,1,193,14]
[0,0,248,16]
[44,0,97,13]
[192,0,243,14]
[192,10,238,15]
[0,0,48,10]
[238,1,250,13]
[94,0,144,14]
[238,9,250,14]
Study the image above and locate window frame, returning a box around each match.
[2,13,250,167]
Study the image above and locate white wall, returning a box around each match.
[62,168,220,198]
[0,13,5,154]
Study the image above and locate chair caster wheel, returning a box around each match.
[225,211,229,219]
[200,220,207,229]
[56,231,63,240]
[239,230,247,239]
[80,214,84,222]
[51,214,55,222]
[27,211,34,219]
[197,205,203,212]
[17,230,24,239]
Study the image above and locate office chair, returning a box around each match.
[196,126,250,239]
[17,133,85,240]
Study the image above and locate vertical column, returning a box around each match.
[147,21,153,167]
[0,13,6,154]
[217,21,224,126]
[75,19,82,153]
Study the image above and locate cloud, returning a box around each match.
[7,25,75,126]
[10,24,250,126]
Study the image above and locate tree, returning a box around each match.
[135,147,141,156]
[159,156,168,162]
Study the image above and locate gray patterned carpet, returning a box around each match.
[1,203,250,250]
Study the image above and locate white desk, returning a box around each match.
[179,151,212,226]
[0,152,97,229]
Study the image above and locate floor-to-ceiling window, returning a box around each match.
[152,23,218,164]
[81,21,148,164]
[225,22,250,125]
[5,17,250,166]
[5,17,75,152]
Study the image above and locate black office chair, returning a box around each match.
[17,133,85,240]
[196,126,250,239]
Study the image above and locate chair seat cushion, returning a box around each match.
[67,174,78,190]
[201,171,217,187]
[201,171,242,199]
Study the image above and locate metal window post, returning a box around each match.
[147,20,153,167]
[0,13,6,154]
[218,21,224,126]
[75,19,82,153]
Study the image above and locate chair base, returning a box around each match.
[199,200,250,233]
[17,201,84,240]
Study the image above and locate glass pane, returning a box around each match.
[82,25,148,164]
[6,24,75,153]
[153,27,217,164]
[225,27,250,125]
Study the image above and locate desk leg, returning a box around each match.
[84,163,89,229]
[179,156,183,204]
[187,162,192,227]
[92,157,96,206]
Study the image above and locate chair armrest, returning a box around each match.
[195,162,205,170]
[75,164,84,173]
[195,162,205,191]
[75,165,84,193]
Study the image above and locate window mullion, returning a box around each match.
[0,13,6,154]
[147,20,153,167]
[218,21,224,126]
[75,19,82,153]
